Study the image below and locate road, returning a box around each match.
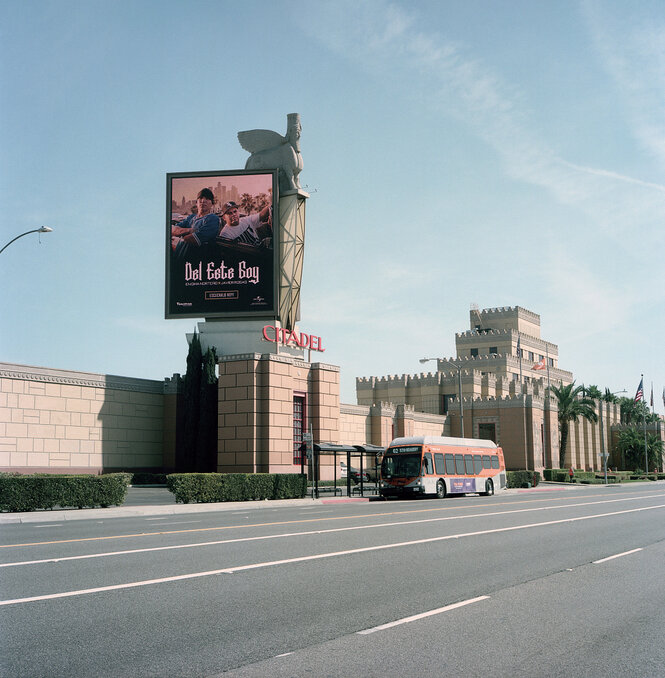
[2,484,665,677]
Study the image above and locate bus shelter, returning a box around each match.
[310,443,385,498]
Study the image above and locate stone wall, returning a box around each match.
[0,363,168,474]
[216,354,340,475]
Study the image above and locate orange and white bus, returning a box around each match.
[380,435,506,499]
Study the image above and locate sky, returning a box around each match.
[1,0,664,413]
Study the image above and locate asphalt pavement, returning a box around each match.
[0,481,607,525]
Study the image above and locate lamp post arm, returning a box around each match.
[0,227,53,255]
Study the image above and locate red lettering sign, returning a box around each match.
[261,326,325,352]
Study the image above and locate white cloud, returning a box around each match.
[582,0,665,166]
[302,0,665,236]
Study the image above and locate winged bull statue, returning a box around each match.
[237,113,303,194]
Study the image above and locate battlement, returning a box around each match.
[356,370,468,390]
[477,305,540,322]
[457,328,510,338]
[469,305,542,338]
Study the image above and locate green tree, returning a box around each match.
[195,347,218,472]
[548,382,598,468]
[585,385,602,400]
[181,331,202,472]
[618,426,664,472]
[618,397,656,425]
[602,388,620,404]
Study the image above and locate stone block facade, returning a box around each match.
[0,363,168,474]
[216,354,341,474]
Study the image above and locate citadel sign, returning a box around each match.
[262,325,325,352]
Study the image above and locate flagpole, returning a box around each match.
[642,374,648,475]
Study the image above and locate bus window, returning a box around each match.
[434,453,444,475]
[445,454,455,474]
[455,454,465,474]
[474,456,483,475]
[464,455,474,475]
[423,453,433,474]
[482,455,491,469]
[381,453,422,478]
[491,455,500,469]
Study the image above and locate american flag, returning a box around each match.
[634,378,644,403]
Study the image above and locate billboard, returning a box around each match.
[165,170,278,319]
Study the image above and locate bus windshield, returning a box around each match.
[381,453,422,479]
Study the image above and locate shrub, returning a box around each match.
[0,473,131,512]
[166,473,307,503]
[546,470,567,482]
[506,470,540,489]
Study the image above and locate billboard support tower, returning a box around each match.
[238,113,308,331]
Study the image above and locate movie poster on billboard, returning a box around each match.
[165,170,278,319]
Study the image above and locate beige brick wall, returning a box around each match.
[216,354,342,476]
[0,363,166,474]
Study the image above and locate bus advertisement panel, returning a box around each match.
[165,170,278,319]
[380,435,506,499]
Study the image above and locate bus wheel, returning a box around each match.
[483,479,494,496]
[436,480,446,499]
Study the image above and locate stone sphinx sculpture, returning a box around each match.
[237,113,303,194]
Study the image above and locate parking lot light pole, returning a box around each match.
[0,227,53,255]
[420,357,465,437]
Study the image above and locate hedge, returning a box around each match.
[544,469,665,484]
[506,470,540,488]
[0,473,131,512]
[166,473,307,503]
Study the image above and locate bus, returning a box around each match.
[379,435,506,499]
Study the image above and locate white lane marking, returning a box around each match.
[4,498,665,569]
[593,548,643,564]
[357,596,490,635]
[32,525,64,528]
[140,520,201,526]
[2,503,665,606]
[275,653,293,658]
[144,517,176,521]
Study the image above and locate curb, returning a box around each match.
[0,497,324,524]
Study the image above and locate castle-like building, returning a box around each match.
[356,306,621,472]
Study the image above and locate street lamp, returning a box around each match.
[420,357,465,437]
[0,227,53,255]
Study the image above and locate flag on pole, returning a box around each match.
[650,383,654,408]
[532,356,546,371]
[634,378,644,403]
[516,336,521,358]
[662,386,665,409]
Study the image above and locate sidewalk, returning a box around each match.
[0,487,372,525]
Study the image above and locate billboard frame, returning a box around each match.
[165,169,279,321]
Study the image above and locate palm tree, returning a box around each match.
[548,382,598,468]
[602,388,620,404]
[618,397,656,425]
[618,427,664,473]
[585,385,602,400]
